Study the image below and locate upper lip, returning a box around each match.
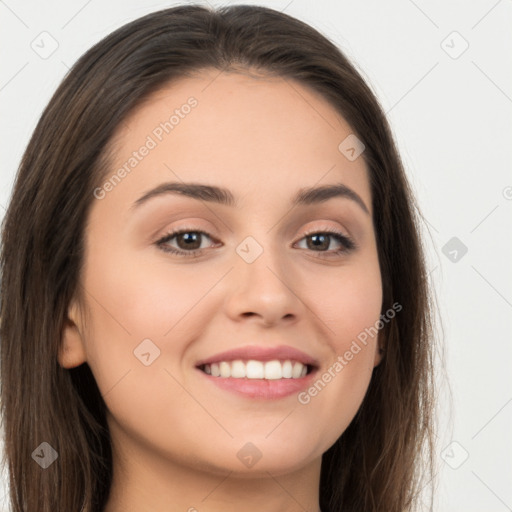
[195,345,319,368]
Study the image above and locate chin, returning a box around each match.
[182,435,325,478]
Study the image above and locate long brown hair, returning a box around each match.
[0,5,436,511]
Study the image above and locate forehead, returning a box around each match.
[103,69,372,214]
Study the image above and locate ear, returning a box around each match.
[58,299,87,369]
[373,342,384,368]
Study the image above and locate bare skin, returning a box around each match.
[59,69,383,512]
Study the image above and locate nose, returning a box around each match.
[222,241,304,327]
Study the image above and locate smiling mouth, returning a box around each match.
[197,359,315,380]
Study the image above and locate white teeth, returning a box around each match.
[292,361,304,378]
[202,359,310,379]
[210,363,220,377]
[264,360,282,380]
[231,360,246,378]
[246,360,264,379]
[219,361,231,378]
[282,360,293,378]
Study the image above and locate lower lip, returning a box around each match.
[197,368,317,399]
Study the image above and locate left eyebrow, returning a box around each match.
[130,181,370,215]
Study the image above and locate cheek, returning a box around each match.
[78,243,225,391]
[307,260,383,351]
[82,241,208,340]
[294,260,382,436]
[78,248,213,450]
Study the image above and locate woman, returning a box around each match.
[0,4,436,511]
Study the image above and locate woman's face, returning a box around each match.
[60,70,383,477]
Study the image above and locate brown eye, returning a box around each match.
[295,230,356,257]
[156,229,217,257]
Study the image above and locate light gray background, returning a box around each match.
[1,1,511,510]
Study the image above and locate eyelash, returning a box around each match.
[155,226,357,259]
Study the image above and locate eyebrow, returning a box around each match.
[131,181,370,215]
